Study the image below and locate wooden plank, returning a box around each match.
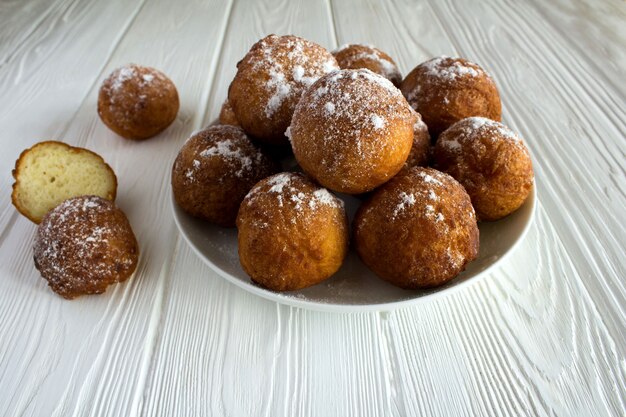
[0,0,234,415]
[139,1,403,416]
[0,0,624,415]
[0,0,66,64]
[526,0,626,96]
[0,0,147,236]
[329,0,626,415]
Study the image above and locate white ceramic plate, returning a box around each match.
[171,173,536,313]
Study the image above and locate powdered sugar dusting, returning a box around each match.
[183,125,268,182]
[440,116,525,154]
[101,64,175,125]
[289,68,415,188]
[267,172,293,193]
[312,188,344,209]
[111,66,136,92]
[423,56,483,81]
[265,69,292,117]
[389,172,448,222]
[446,247,465,269]
[393,191,416,217]
[371,114,385,129]
[246,173,343,213]
[247,35,339,118]
[295,70,406,143]
[323,59,338,73]
[333,44,401,83]
[466,117,522,143]
[414,117,427,131]
[441,137,462,152]
[358,69,400,95]
[33,196,137,299]
[106,64,166,94]
[202,139,256,177]
[417,170,443,186]
[292,65,317,87]
[424,204,445,222]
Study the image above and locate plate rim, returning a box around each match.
[171,180,537,313]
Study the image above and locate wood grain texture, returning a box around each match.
[330,0,625,415]
[0,0,624,416]
[0,0,233,415]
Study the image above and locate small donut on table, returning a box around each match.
[401,56,501,138]
[236,172,348,291]
[289,68,416,194]
[228,34,339,144]
[433,117,534,221]
[33,195,139,299]
[332,43,402,87]
[98,64,179,140]
[171,125,278,227]
[354,167,479,289]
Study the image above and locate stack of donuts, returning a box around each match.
[172,34,534,292]
[11,64,181,298]
[11,33,533,298]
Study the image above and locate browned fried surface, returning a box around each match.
[228,34,339,144]
[172,125,278,227]
[98,64,179,140]
[33,195,139,299]
[332,44,402,87]
[290,69,416,194]
[236,172,348,291]
[434,117,534,221]
[401,56,501,138]
[219,99,240,126]
[354,167,479,289]
[404,111,432,169]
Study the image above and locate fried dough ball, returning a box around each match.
[289,69,416,194]
[404,111,431,169]
[400,56,501,138]
[332,44,402,87]
[354,167,479,289]
[237,172,348,291]
[11,141,117,224]
[434,117,534,221]
[98,64,179,140]
[228,34,339,144]
[172,125,278,227]
[219,99,240,126]
[33,196,139,299]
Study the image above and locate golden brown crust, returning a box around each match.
[11,141,117,224]
[98,64,179,140]
[400,56,501,138]
[218,99,240,126]
[404,111,432,169]
[171,125,279,227]
[236,172,348,291]
[228,34,339,145]
[354,167,479,289]
[433,117,534,221]
[332,44,402,87]
[33,195,139,299]
[290,69,416,194]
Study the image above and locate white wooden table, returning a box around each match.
[1,0,624,415]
